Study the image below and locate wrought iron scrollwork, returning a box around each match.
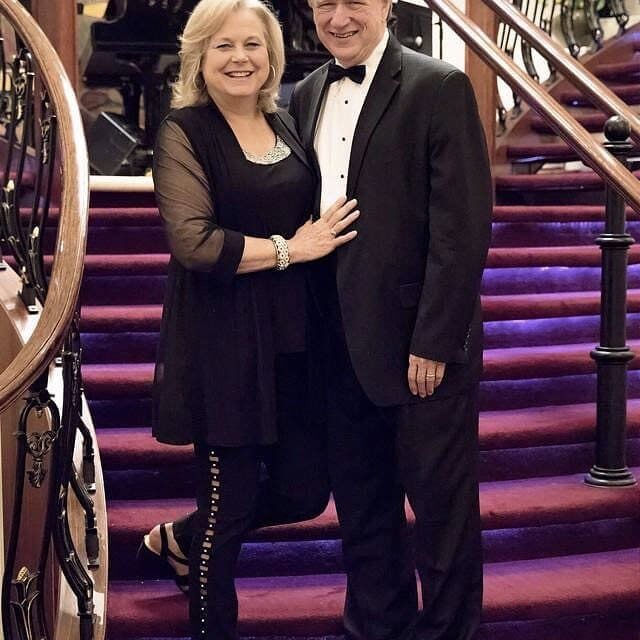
[17,383,61,488]
[607,0,629,30]
[54,325,96,640]
[0,20,97,640]
[8,567,41,640]
[495,0,627,124]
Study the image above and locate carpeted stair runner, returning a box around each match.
[83,195,640,639]
[79,36,640,638]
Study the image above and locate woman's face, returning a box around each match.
[202,8,271,107]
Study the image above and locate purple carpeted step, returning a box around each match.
[105,612,640,640]
[491,219,640,247]
[593,52,640,81]
[81,305,163,332]
[103,438,640,500]
[479,370,640,411]
[560,83,640,106]
[481,289,640,321]
[481,264,640,295]
[495,169,640,206]
[482,340,640,380]
[83,360,640,420]
[87,371,640,420]
[89,189,157,209]
[89,398,151,429]
[78,263,640,305]
[81,341,640,401]
[491,205,640,222]
[98,401,640,469]
[81,332,159,364]
[496,169,640,192]
[98,400,640,488]
[530,112,610,135]
[77,288,640,331]
[106,548,640,639]
[484,313,640,348]
[79,313,639,363]
[76,245,640,276]
[84,226,167,255]
[106,471,640,580]
[487,245,640,268]
[505,141,640,165]
[108,516,639,581]
[81,276,166,306]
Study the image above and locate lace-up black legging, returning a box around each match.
[187,353,329,639]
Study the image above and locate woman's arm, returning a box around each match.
[154,120,359,279]
[153,120,244,283]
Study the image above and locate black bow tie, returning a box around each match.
[326,62,366,85]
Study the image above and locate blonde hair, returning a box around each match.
[172,0,285,112]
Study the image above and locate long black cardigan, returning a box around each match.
[152,101,315,446]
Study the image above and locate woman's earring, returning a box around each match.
[269,64,276,82]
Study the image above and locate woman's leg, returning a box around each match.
[147,353,329,595]
[189,443,261,640]
[253,352,330,528]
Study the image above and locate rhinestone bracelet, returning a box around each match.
[270,234,290,271]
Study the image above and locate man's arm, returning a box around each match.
[408,69,493,395]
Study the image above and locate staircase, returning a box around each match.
[82,33,640,640]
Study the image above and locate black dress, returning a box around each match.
[152,102,315,447]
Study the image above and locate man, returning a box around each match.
[288,1,492,638]
[141,1,491,636]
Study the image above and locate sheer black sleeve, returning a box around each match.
[153,119,245,282]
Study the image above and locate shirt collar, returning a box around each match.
[335,29,389,80]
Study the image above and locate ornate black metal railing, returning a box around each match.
[0,1,95,639]
[496,0,630,129]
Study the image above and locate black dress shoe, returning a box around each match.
[136,522,189,594]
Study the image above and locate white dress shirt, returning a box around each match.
[315,30,390,215]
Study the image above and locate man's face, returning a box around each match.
[311,0,390,68]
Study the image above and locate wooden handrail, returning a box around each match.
[424,0,640,214]
[483,0,640,146]
[0,0,88,413]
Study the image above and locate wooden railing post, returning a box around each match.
[585,115,637,488]
[27,0,77,90]
[466,0,496,163]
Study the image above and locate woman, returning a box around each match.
[141,0,359,637]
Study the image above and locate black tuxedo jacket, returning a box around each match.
[290,35,493,406]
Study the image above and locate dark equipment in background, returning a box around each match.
[81,0,431,175]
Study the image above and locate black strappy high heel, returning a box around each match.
[136,523,189,594]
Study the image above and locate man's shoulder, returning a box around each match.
[400,48,465,82]
[294,63,329,98]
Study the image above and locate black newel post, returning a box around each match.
[585,115,637,487]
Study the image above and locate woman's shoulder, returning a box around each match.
[165,103,214,127]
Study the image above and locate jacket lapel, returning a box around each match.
[347,36,402,196]
[302,63,330,153]
[268,111,310,171]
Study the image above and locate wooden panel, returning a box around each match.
[466,0,497,163]
[30,0,77,89]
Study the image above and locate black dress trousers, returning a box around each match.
[324,329,483,640]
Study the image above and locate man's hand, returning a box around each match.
[408,355,446,398]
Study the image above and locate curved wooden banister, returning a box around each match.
[0,0,89,412]
[483,0,640,145]
[424,0,640,214]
